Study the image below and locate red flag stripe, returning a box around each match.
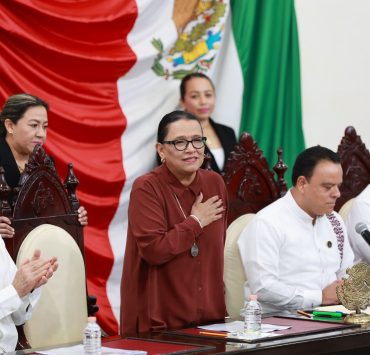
[0,0,138,334]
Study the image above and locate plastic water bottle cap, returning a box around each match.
[249,294,257,301]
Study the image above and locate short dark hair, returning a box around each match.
[180,72,215,100]
[0,93,49,137]
[157,110,202,143]
[292,146,341,186]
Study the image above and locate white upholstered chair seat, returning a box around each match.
[338,198,354,221]
[224,213,255,318]
[16,224,87,348]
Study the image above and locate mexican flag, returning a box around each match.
[0,0,304,334]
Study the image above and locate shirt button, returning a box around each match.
[198,286,202,292]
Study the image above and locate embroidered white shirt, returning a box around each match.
[238,190,354,313]
[346,184,370,264]
[0,238,41,352]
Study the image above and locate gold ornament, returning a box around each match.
[337,262,370,325]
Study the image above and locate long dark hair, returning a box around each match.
[0,93,49,137]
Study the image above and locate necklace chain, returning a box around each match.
[173,193,199,257]
[174,193,187,219]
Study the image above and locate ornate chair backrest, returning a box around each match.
[222,132,288,225]
[0,145,89,349]
[336,126,370,212]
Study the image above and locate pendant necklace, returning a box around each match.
[173,193,199,257]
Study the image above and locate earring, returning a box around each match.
[161,156,166,163]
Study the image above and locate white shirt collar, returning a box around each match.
[286,189,325,225]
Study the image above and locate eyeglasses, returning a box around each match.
[162,137,207,151]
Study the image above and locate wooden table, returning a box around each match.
[140,315,370,355]
[11,316,370,355]
[151,323,370,355]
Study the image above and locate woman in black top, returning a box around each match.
[0,93,88,238]
[180,73,237,173]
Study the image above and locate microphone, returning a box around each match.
[355,222,370,245]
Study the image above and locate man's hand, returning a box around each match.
[32,250,59,289]
[190,193,224,228]
[77,206,88,226]
[12,249,58,298]
[0,216,15,238]
[322,280,343,305]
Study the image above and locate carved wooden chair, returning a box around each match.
[336,126,370,213]
[222,132,288,317]
[0,145,96,349]
[222,132,288,226]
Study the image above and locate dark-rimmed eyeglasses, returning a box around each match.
[162,137,207,151]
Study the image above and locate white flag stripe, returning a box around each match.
[108,0,178,324]
[209,11,244,136]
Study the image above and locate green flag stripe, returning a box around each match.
[231,0,305,185]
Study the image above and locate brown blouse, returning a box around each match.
[120,164,227,336]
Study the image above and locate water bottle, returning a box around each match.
[83,316,102,354]
[244,294,262,334]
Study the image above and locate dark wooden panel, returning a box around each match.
[223,132,287,225]
[336,126,370,211]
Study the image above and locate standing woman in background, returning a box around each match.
[180,73,237,173]
[0,93,88,238]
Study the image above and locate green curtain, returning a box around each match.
[231,0,305,185]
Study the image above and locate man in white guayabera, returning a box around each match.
[238,146,354,313]
[0,239,58,352]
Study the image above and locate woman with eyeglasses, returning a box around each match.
[180,72,237,173]
[120,110,227,336]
